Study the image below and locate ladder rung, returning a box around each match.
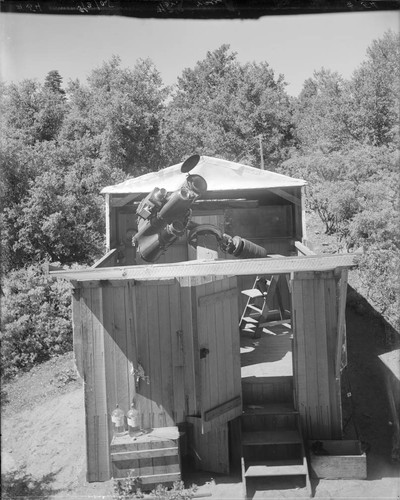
[241,289,265,298]
[259,319,292,327]
[242,326,257,332]
[242,323,257,330]
[246,304,263,314]
[241,316,258,324]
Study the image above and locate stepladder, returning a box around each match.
[239,275,290,337]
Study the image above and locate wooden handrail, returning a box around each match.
[295,240,316,256]
[91,248,118,269]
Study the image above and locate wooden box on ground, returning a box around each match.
[308,440,367,479]
[111,427,181,490]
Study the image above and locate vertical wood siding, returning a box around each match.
[189,419,230,474]
[133,280,182,429]
[291,271,343,440]
[74,279,187,481]
[74,286,111,482]
[195,277,242,431]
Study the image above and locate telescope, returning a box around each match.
[132,155,207,262]
[132,154,269,262]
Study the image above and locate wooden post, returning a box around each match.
[335,268,348,378]
[258,135,265,170]
[105,194,111,252]
[301,186,307,244]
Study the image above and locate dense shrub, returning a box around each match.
[356,248,400,332]
[0,264,73,380]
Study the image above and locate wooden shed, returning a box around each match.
[52,156,359,493]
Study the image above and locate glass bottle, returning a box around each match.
[127,401,140,437]
[111,404,126,437]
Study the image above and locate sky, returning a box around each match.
[1,10,399,96]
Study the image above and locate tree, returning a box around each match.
[293,31,400,153]
[61,56,169,175]
[350,30,400,147]
[44,70,66,96]
[1,264,73,379]
[1,138,126,270]
[0,75,67,144]
[161,45,294,169]
[293,68,358,154]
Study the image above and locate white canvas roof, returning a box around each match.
[101,156,306,195]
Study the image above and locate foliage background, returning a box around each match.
[1,31,399,379]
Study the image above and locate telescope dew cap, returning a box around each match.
[181,154,201,173]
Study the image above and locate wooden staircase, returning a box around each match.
[239,275,288,337]
[240,380,311,498]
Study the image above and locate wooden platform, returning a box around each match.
[240,323,293,379]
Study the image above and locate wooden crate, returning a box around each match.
[308,440,367,479]
[111,427,181,490]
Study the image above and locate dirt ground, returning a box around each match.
[1,212,399,499]
[2,303,400,500]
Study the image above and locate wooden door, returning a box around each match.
[187,276,242,474]
[196,276,242,433]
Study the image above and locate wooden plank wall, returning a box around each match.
[188,419,230,474]
[242,376,294,405]
[72,285,111,482]
[291,271,342,440]
[132,280,183,429]
[179,283,200,417]
[73,279,187,482]
[225,206,293,240]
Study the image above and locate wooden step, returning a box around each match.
[245,460,307,477]
[243,403,298,416]
[242,430,302,446]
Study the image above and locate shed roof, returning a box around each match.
[101,156,306,195]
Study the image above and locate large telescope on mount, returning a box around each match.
[132,154,269,262]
